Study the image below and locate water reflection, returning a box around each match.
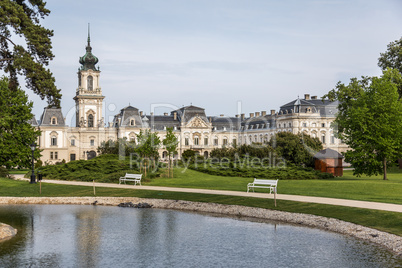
[0,205,400,268]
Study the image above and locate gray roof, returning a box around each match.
[314,148,343,159]
[210,116,241,131]
[144,115,180,131]
[279,98,338,117]
[113,105,144,128]
[240,115,275,131]
[172,105,208,124]
[39,107,65,126]
[28,115,39,126]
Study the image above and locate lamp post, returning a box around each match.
[30,142,36,184]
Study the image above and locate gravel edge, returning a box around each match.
[0,196,401,256]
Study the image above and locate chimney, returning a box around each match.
[220,114,224,117]
[255,112,260,117]
[241,113,245,120]
[209,117,212,123]
[150,112,154,116]
[164,112,168,116]
[304,94,310,100]
[311,96,317,100]
[270,109,275,115]
[173,112,177,120]
[140,111,143,116]
[249,113,254,118]
[235,114,240,118]
[261,111,266,116]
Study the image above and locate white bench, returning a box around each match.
[119,173,142,185]
[247,179,278,193]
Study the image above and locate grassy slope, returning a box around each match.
[147,168,402,204]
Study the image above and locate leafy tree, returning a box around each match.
[162,127,178,177]
[136,129,161,172]
[269,132,322,168]
[0,0,61,106]
[325,69,402,180]
[0,76,40,168]
[378,37,402,97]
[181,149,196,162]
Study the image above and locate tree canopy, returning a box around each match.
[378,37,402,97]
[0,76,40,168]
[325,69,402,180]
[0,0,61,106]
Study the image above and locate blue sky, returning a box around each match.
[20,0,402,123]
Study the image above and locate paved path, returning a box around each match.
[12,175,402,213]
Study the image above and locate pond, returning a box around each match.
[0,205,400,267]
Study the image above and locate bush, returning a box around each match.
[0,167,9,178]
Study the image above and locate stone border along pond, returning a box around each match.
[0,197,401,256]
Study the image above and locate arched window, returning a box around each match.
[88,114,94,127]
[204,151,208,158]
[130,119,135,126]
[223,137,228,146]
[51,117,57,125]
[194,136,199,145]
[87,75,93,91]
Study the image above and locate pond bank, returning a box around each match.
[0,196,400,256]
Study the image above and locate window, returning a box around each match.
[71,139,75,146]
[87,75,93,90]
[70,154,76,161]
[130,119,135,126]
[51,117,56,125]
[50,152,53,160]
[303,123,307,127]
[223,137,228,146]
[312,123,316,127]
[55,152,58,160]
[321,134,326,144]
[90,139,95,146]
[51,136,57,146]
[204,137,208,146]
[88,114,94,127]
[194,136,199,145]
[214,137,218,146]
[185,137,189,146]
[321,123,325,127]
[331,135,335,144]
[288,123,292,127]
[232,138,236,146]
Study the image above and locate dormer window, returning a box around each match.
[51,117,57,125]
[130,119,135,126]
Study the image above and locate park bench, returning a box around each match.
[119,173,142,185]
[247,179,278,193]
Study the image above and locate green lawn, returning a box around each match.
[1,177,402,236]
[146,167,402,204]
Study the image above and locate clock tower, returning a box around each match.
[73,27,104,128]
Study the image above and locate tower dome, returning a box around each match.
[79,25,99,71]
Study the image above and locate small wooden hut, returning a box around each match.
[314,148,343,177]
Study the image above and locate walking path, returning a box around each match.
[13,175,402,213]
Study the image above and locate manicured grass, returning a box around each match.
[0,177,401,236]
[8,170,29,175]
[146,167,402,204]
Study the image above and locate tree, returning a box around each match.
[0,0,61,106]
[269,132,323,168]
[325,69,402,180]
[378,37,402,97]
[135,129,161,175]
[0,76,40,168]
[162,127,178,178]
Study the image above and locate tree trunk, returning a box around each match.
[168,155,171,178]
[383,158,387,180]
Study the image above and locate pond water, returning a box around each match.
[0,205,400,268]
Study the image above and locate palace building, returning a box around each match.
[32,34,347,164]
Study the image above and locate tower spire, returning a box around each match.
[87,23,91,46]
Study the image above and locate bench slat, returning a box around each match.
[247,178,278,193]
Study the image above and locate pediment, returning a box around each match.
[186,116,209,128]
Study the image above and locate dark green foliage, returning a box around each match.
[37,154,161,182]
[378,37,402,98]
[181,149,196,162]
[270,132,323,168]
[0,167,9,178]
[0,77,41,168]
[190,162,333,180]
[0,0,61,106]
[97,138,136,156]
